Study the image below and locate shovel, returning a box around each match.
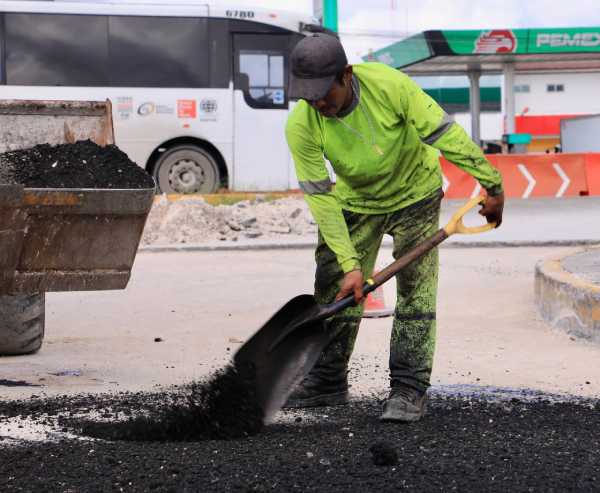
[234,196,496,423]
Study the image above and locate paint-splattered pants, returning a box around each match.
[311,189,443,393]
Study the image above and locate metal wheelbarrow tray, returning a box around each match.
[0,99,155,354]
[0,184,154,294]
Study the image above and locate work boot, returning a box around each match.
[380,385,428,422]
[283,375,349,409]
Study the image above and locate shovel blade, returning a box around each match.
[234,295,332,423]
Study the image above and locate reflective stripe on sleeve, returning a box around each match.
[422,113,454,146]
[298,178,333,194]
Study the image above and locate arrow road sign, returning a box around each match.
[517,163,536,198]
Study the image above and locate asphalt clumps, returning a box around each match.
[369,440,399,466]
[73,363,264,442]
[0,139,154,189]
[0,379,38,387]
[2,394,600,491]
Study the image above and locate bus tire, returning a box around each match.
[153,145,220,194]
[0,293,45,356]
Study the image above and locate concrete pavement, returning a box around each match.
[2,246,600,402]
[140,196,600,253]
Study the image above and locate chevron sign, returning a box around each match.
[440,154,591,199]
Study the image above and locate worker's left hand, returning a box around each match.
[479,192,504,228]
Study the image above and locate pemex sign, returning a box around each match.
[444,28,600,55]
[364,27,600,68]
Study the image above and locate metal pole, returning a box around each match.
[503,62,516,134]
[468,70,481,146]
[323,0,338,32]
[313,0,323,24]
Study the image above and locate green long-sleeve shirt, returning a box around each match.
[285,62,503,273]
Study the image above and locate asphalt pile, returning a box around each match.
[1,392,600,492]
[0,140,155,189]
[73,363,264,442]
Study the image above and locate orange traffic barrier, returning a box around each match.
[584,153,600,196]
[440,152,600,199]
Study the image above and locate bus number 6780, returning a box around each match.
[226,10,255,19]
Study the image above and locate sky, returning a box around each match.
[232,0,600,64]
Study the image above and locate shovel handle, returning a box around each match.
[443,196,496,236]
[325,196,494,316]
[324,228,448,316]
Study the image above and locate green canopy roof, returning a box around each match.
[365,27,600,74]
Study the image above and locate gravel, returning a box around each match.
[141,196,317,246]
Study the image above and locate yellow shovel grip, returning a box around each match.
[443,196,497,236]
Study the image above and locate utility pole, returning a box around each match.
[322,0,338,32]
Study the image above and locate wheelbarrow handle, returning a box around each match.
[326,196,495,315]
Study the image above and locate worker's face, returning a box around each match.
[306,66,352,118]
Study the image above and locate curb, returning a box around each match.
[535,247,600,342]
[139,239,600,254]
[154,191,302,206]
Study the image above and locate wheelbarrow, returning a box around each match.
[235,196,496,423]
[0,100,155,355]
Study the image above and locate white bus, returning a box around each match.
[0,0,319,193]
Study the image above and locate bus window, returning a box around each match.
[208,18,231,88]
[109,16,209,88]
[239,52,285,105]
[234,34,289,109]
[5,14,108,86]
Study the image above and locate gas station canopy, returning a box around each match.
[364,27,600,142]
[366,28,600,75]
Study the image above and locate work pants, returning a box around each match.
[311,189,442,393]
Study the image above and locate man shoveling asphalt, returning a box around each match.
[284,33,504,422]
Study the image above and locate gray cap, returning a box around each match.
[289,33,348,101]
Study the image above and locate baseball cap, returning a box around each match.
[289,33,348,101]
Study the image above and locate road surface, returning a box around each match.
[2,246,599,400]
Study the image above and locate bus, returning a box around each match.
[0,0,319,193]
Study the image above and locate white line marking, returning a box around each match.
[552,163,570,198]
[442,173,449,193]
[517,164,536,198]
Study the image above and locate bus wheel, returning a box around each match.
[153,145,220,194]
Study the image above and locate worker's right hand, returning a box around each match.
[335,269,365,304]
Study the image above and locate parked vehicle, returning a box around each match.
[0,0,316,193]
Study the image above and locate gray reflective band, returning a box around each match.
[422,113,454,146]
[298,178,332,194]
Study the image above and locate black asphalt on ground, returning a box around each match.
[1,388,599,492]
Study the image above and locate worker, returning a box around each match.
[284,33,504,422]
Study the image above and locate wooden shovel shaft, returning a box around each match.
[367,228,449,291]
[323,197,496,317]
[323,228,449,317]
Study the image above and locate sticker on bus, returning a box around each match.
[199,99,218,121]
[271,89,285,105]
[177,100,197,119]
[116,96,133,120]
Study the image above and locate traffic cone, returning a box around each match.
[362,274,394,318]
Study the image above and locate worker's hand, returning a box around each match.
[336,269,365,304]
[479,192,504,228]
